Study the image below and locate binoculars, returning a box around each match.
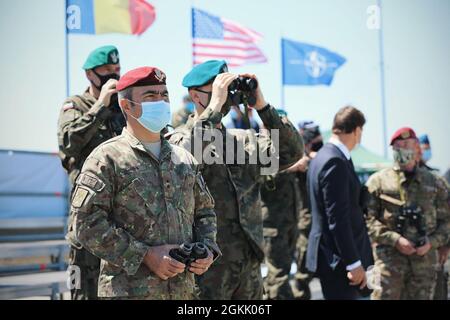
[395,205,427,247]
[228,76,258,106]
[169,242,209,268]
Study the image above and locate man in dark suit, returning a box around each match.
[306,106,374,300]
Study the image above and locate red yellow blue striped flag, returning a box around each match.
[66,0,156,35]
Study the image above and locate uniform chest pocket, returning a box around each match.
[174,169,196,217]
[114,177,162,240]
[131,178,164,215]
[418,187,437,229]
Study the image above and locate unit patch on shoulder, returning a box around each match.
[72,187,90,208]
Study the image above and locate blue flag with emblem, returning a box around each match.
[281,38,346,86]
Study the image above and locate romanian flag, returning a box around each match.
[66,0,156,35]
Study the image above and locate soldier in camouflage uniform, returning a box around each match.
[57,45,126,300]
[261,110,302,300]
[366,127,450,300]
[169,60,303,299]
[172,95,195,128]
[417,134,449,300]
[293,121,324,300]
[69,67,220,300]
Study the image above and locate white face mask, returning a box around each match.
[128,100,171,133]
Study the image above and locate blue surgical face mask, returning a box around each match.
[128,100,171,133]
[422,149,432,162]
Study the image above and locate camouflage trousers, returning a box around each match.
[372,245,439,300]
[293,227,314,299]
[69,246,100,300]
[196,227,263,300]
[263,221,298,300]
[99,292,195,300]
[433,264,449,300]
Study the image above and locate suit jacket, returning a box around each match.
[306,143,374,275]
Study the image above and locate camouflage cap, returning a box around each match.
[82,45,120,70]
[182,60,228,88]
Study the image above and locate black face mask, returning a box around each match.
[196,89,212,110]
[91,69,120,90]
[311,140,324,152]
[196,88,235,117]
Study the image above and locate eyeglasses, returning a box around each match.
[193,88,212,95]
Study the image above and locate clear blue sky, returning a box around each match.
[0,0,449,172]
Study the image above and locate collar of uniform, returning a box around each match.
[185,113,196,129]
[393,164,421,184]
[83,87,97,104]
[185,111,225,130]
[122,128,172,162]
[159,139,173,162]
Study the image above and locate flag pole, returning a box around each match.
[377,0,388,158]
[64,0,70,97]
[191,2,196,68]
[280,38,285,110]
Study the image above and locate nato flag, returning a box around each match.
[282,38,346,86]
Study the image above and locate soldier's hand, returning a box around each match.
[143,245,186,281]
[188,249,214,275]
[437,246,450,265]
[395,237,416,255]
[416,241,432,256]
[98,79,118,107]
[347,266,367,289]
[239,73,267,110]
[309,151,318,159]
[285,155,309,173]
[209,73,238,113]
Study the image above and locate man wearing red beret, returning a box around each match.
[365,127,450,299]
[69,66,221,299]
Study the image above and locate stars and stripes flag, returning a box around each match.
[191,8,267,67]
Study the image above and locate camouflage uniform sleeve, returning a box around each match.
[365,174,402,247]
[256,106,304,171]
[57,98,113,158]
[192,166,222,260]
[429,177,450,249]
[192,105,224,128]
[168,107,223,171]
[71,152,150,276]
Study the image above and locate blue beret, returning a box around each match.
[182,60,228,88]
[298,120,318,130]
[419,134,430,145]
[276,109,288,117]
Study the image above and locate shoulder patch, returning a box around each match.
[72,186,90,208]
[77,173,105,192]
[63,102,74,111]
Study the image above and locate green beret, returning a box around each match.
[82,45,120,70]
[276,109,288,117]
[182,60,228,88]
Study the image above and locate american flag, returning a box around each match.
[192,8,267,67]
